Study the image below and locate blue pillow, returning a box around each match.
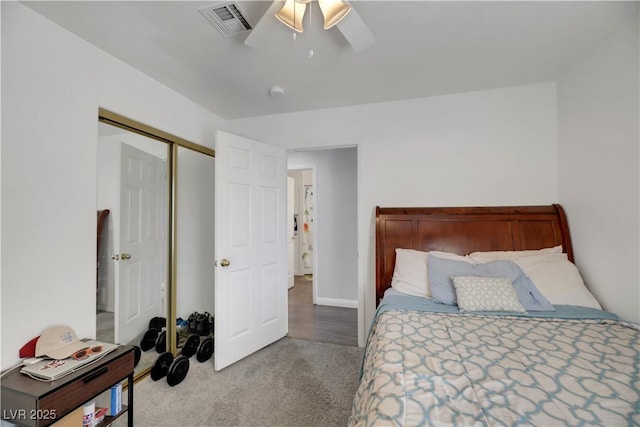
[428,255,555,311]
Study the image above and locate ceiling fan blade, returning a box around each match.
[244,0,285,48]
[336,5,374,51]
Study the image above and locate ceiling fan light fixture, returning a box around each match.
[275,0,306,33]
[318,0,352,29]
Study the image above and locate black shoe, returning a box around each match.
[197,312,211,336]
[188,312,199,334]
[148,317,166,331]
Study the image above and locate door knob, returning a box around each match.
[121,253,132,260]
[219,258,230,267]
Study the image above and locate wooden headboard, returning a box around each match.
[375,204,573,303]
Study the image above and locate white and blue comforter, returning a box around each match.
[349,295,639,426]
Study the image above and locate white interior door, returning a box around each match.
[287,176,295,289]
[214,130,287,370]
[116,143,166,345]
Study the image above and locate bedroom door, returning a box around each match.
[214,130,288,370]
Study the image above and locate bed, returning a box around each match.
[349,205,639,426]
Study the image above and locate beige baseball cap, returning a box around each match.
[35,326,87,360]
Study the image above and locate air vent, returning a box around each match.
[199,2,252,37]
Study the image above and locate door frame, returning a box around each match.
[287,176,295,290]
[287,146,361,346]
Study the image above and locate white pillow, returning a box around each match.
[468,245,562,262]
[452,276,526,313]
[428,251,474,263]
[511,253,602,309]
[390,249,471,298]
[390,249,430,297]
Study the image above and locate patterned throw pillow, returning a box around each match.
[452,276,526,313]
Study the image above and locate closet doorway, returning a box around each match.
[287,147,358,346]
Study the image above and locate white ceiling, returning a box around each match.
[23,1,633,120]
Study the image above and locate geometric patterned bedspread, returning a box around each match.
[349,310,640,426]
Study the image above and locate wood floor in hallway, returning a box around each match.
[288,275,358,346]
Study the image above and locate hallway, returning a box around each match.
[288,276,358,346]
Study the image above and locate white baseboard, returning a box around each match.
[315,297,357,309]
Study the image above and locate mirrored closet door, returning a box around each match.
[96,110,215,379]
[175,146,215,363]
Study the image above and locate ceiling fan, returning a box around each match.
[244,0,374,51]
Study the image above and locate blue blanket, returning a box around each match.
[375,293,619,322]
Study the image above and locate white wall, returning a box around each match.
[558,10,639,323]
[96,135,119,313]
[288,148,358,307]
[1,2,224,369]
[230,83,559,344]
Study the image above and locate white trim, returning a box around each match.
[356,145,365,348]
[315,297,358,309]
[310,167,318,305]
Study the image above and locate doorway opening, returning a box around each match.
[288,168,315,295]
[286,147,358,346]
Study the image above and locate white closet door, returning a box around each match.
[117,143,165,345]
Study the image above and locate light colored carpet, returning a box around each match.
[114,337,363,427]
